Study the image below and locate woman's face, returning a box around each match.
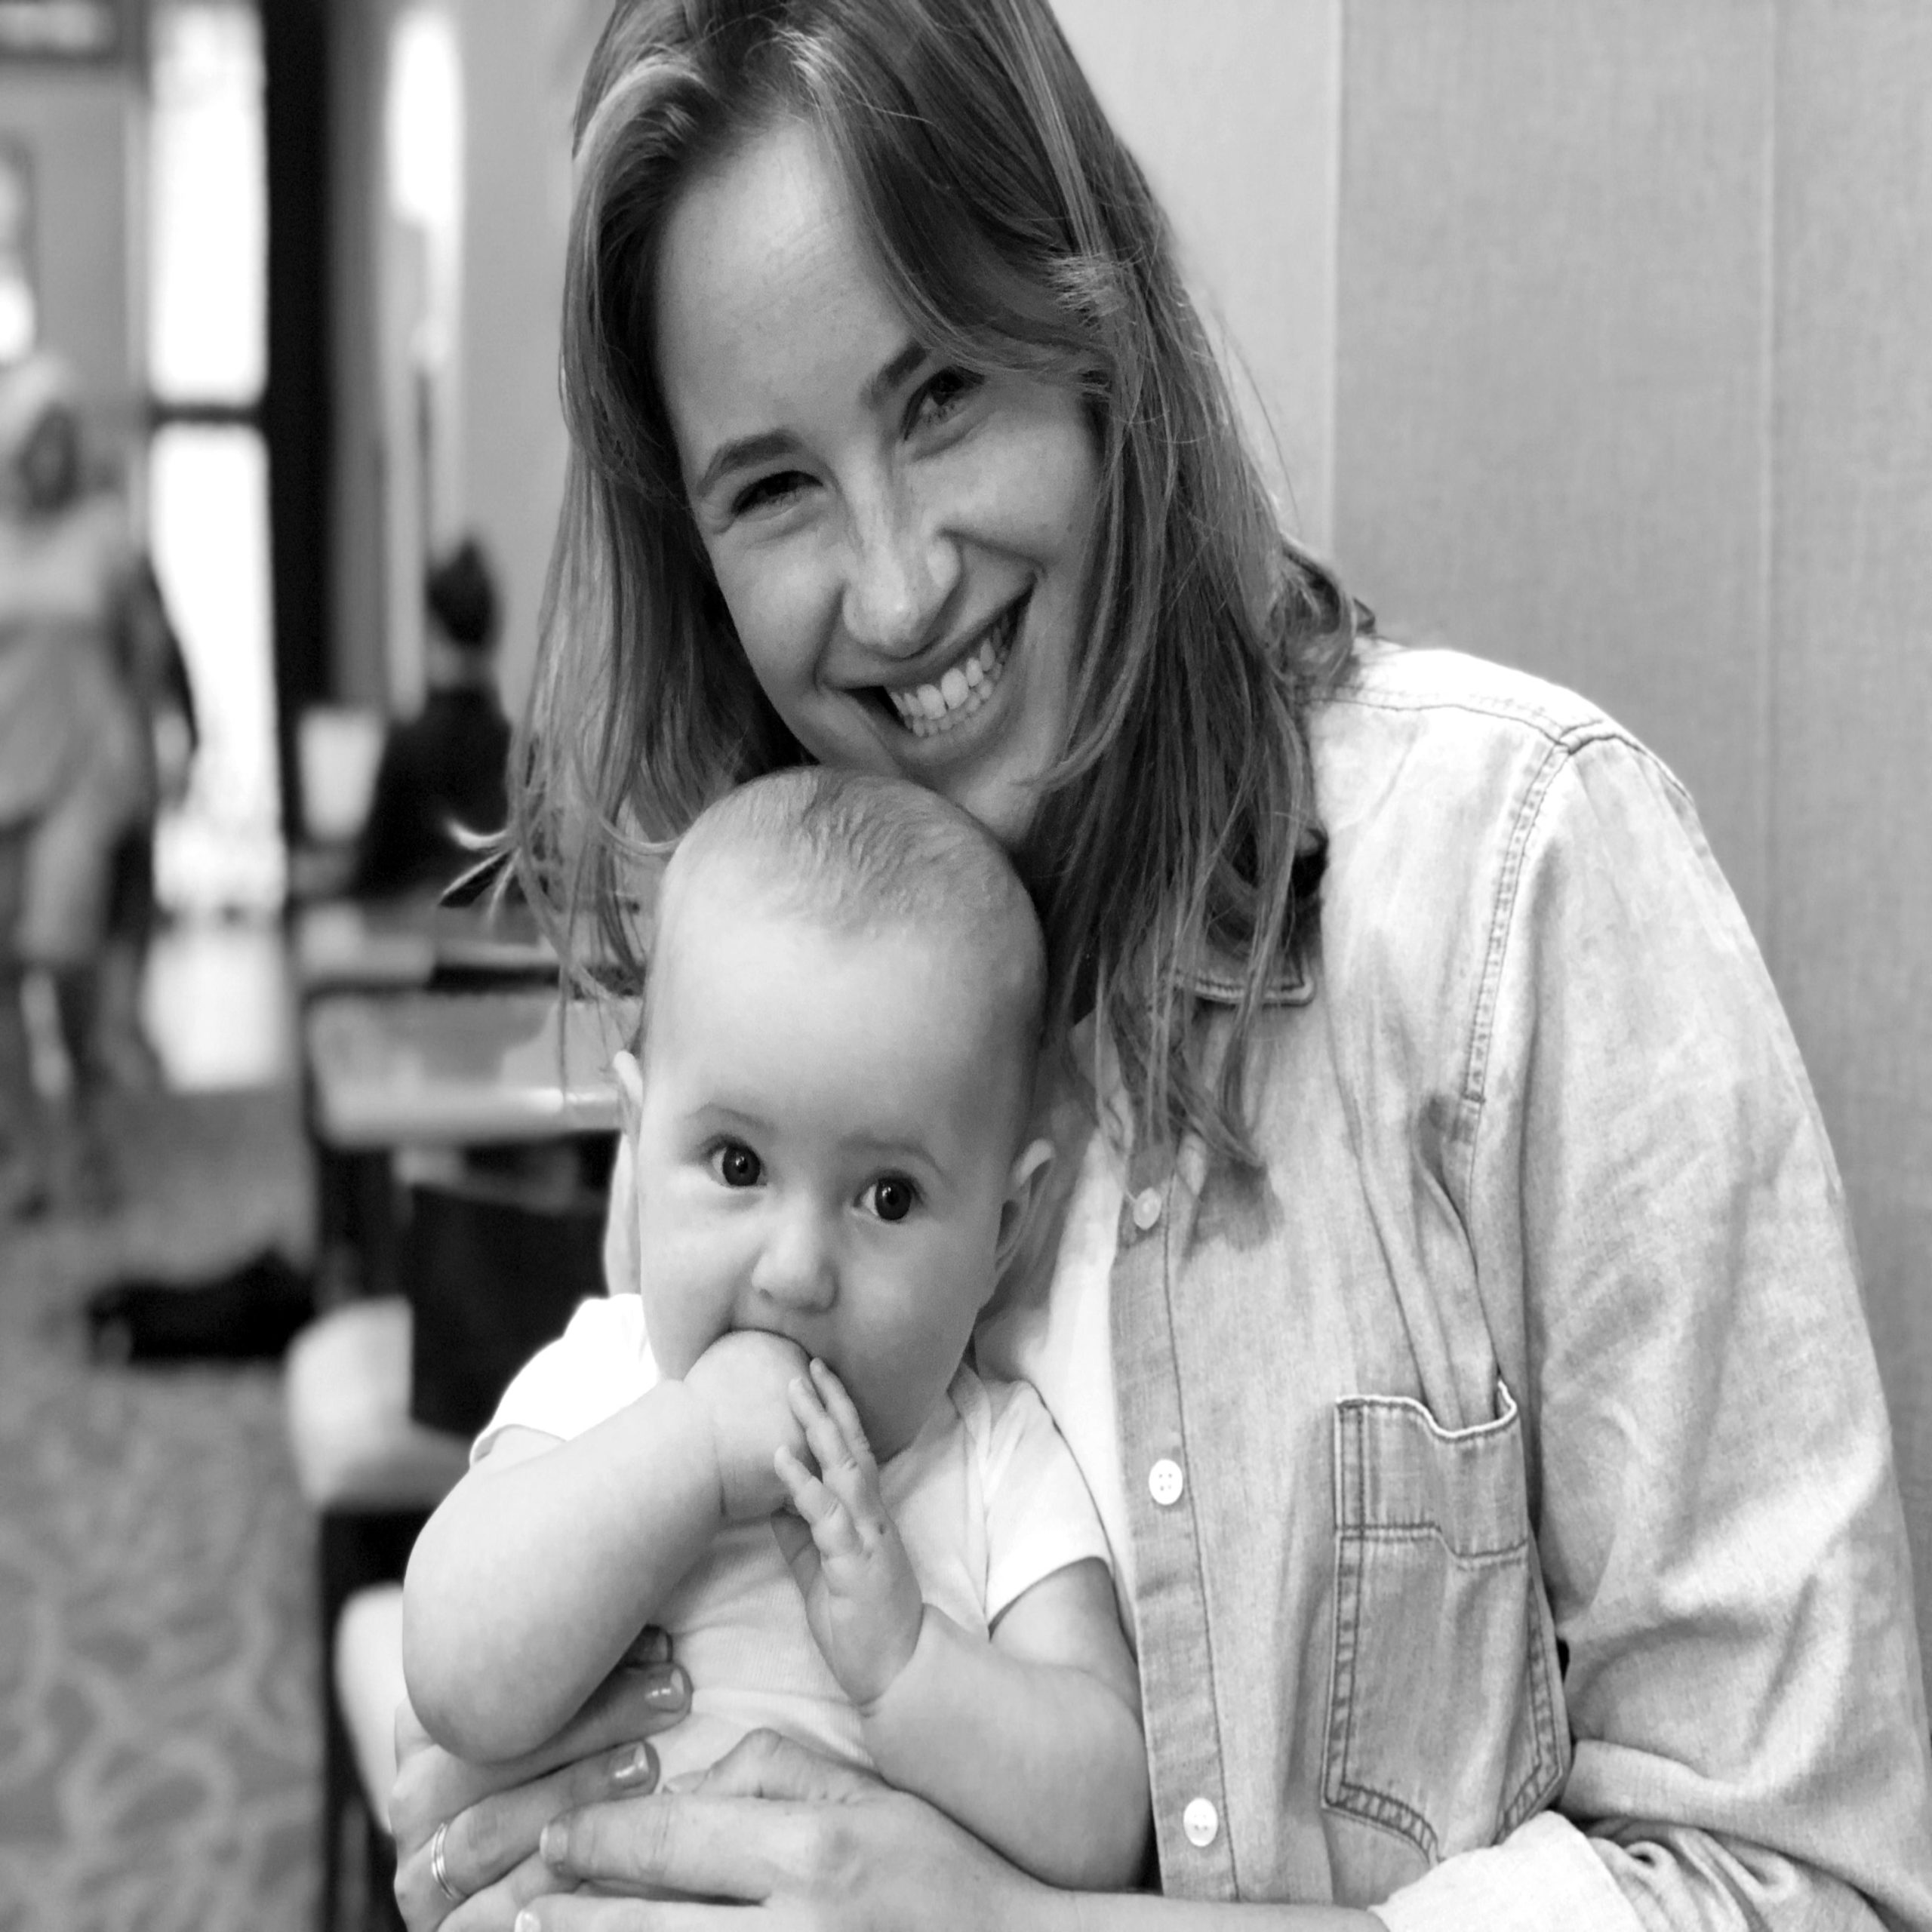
[653,118,1102,851]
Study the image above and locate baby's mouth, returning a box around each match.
[882,596,1023,740]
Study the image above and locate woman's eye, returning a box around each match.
[911,368,983,431]
[732,470,808,515]
[710,1141,764,1188]
[863,1174,918,1223]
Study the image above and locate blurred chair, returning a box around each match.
[287,1157,610,1932]
[292,703,386,902]
[285,1296,468,1932]
[334,1583,408,1931]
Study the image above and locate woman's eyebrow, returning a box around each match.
[861,339,927,408]
[694,429,799,500]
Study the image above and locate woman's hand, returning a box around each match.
[390,1633,691,1931]
[515,1730,1060,1930]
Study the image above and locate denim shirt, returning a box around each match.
[1105,643,1932,1923]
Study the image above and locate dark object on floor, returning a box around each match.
[85,1247,317,1363]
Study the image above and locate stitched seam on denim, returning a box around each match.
[1327,1777,1441,1862]
[1345,1526,1528,1564]
[1500,1572,1564,1835]
[1327,682,1649,762]
[1322,1404,1355,1814]
[1457,731,1699,1198]
[1337,1389,1520,1445]
[1322,1413,1442,1864]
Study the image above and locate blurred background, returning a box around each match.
[0,2,1927,1927]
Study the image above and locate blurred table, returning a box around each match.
[305,989,634,1150]
[294,896,557,995]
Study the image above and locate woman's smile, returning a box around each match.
[654,118,1100,850]
[878,589,1026,742]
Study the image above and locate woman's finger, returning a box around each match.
[393,1652,687,1850]
[539,1734,887,1902]
[395,1741,662,1927]
[681,1728,881,1801]
[540,1789,811,1903]
[512,1897,720,1931]
[536,1740,1037,1930]
[441,1850,571,1932]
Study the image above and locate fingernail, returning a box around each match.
[645,1665,689,1711]
[515,1914,539,1932]
[611,1740,657,1786]
[540,1821,564,1865]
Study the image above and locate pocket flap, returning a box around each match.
[1334,1380,1527,1561]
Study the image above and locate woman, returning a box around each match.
[0,352,158,1212]
[391,2,1932,1925]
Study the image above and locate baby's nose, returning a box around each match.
[749,1202,836,1310]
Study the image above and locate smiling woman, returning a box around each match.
[653,118,1098,849]
[521,0,1354,1180]
[389,3,1932,1929]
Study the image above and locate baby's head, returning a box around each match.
[613,768,1051,1461]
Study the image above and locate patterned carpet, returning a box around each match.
[0,1087,320,1932]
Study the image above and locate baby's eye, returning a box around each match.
[861,1174,918,1223]
[709,1140,764,1189]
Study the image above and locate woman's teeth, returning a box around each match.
[886,611,1015,739]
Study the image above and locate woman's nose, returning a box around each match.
[838,483,959,659]
[749,1200,837,1312]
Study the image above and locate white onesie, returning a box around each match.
[478,1295,1112,1783]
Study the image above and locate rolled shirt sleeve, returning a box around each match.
[1429,736,1932,1927]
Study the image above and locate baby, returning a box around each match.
[402,766,1149,1890]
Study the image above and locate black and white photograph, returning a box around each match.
[1,5,1928,1929]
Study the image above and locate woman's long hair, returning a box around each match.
[519,0,1363,1169]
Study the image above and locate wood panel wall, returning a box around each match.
[1331,0,1932,1685]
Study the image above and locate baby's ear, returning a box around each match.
[995,1137,1055,1272]
[611,1048,645,1143]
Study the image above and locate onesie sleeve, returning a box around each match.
[976,1373,1115,1626]
[470,1294,659,1463]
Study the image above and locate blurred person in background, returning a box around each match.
[91,550,197,1091]
[0,350,181,1215]
[349,535,512,902]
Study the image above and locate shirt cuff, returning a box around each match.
[1369,1813,1648,1932]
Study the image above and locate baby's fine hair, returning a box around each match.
[650,767,1048,1073]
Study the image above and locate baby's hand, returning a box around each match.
[682,1329,812,1521]
[771,1360,924,1709]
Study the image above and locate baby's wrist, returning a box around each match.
[854,1599,935,1725]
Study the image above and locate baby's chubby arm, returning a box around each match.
[402,1327,810,1764]
[774,1364,1149,1890]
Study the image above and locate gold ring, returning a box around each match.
[430,1819,463,1904]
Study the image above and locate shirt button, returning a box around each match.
[1148,1458,1185,1506]
[1183,1796,1219,1847]
[1131,1186,1163,1231]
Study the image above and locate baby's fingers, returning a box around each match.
[808,1359,875,1469]
[774,1444,863,1558]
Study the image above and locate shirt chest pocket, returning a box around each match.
[1323,1381,1568,1871]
